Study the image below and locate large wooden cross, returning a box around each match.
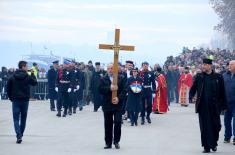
[99,29,135,99]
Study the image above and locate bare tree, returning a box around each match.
[210,0,235,48]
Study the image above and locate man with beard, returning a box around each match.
[91,62,106,112]
[189,58,227,153]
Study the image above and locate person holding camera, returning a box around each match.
[6,61,37,144]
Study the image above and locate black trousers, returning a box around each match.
[141,95,152,118]
[70,92,78,111]
[103,110,122,145]
[50,99,56,110]
[130,111,139,124]
[57,92,71,114]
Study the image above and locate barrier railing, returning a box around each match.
[0,78,49,100]
[32,79,48,100]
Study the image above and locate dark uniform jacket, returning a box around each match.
[47,68,58,100]
[140,70,156,97]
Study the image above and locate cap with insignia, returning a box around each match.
[203,58,212,65]
[53,60,59,64]
[64,59,71,65]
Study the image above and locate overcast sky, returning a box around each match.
[0,0,219,67]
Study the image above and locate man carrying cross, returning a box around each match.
[99,29,134,149]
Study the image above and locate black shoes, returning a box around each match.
[202,149,210,153]
[233,139,235,145]
[114,143,120,149]
[56,112,61,117]
[211,147,217,152]
[135,122,138,126]
[16,137,22,144]
[51,108,56,111]
[146,117,151,124]
[79,107,83,111]
[224,138,230,143]
[141,118,145,125]
[104,144,112,149]
[104,143,120,149]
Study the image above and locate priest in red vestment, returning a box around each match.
[152,67,168,114]
[178,67,193,107]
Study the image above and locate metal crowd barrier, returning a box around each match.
[32,79,48,100]
[0,78,49,101]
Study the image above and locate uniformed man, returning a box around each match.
[47,60,59,111]
[55,59,72,117]
[139,61,156,125]
[69,61,83,114]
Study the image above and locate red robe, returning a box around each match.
[178,73,193,105]
[152,74,168,113]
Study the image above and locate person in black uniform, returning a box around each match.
[47,60,59,111]
[55,59,72,117]
[69,61,83,114]
[99,63,126,149]
[139,61,156,125]
[126,67,143,126]
[91,62,106,112]
[189,58,227,153]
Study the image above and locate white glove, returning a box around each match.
[55,87,58,92]
[68,88,72,93]
[73,89,77,92]
[152,93,156,98]
[76,85,80,90]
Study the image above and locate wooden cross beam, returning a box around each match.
[99,29,135,99]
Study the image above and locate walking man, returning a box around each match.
[7,61,37,144]
[189,58,227,153]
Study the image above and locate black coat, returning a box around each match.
[71,68,84,101]
[47,68,58,100]
[55,69,72,93]
[99,74,126,112]
[91,70,105,106]
[189,71,227,113]
[189,71,227,149]
[7,69,37,102]
[126,76,143,112]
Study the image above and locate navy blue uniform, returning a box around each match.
[56,68,72,117]
[69,68,83,114]
[47,68,58,111]
[139,70,156,124]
